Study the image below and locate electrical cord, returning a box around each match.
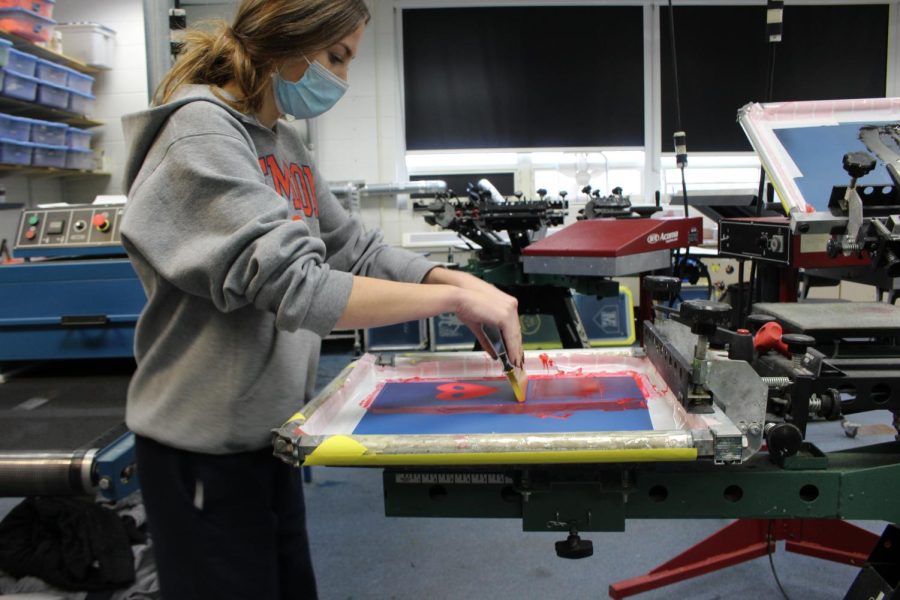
[756,4,781,218]
[767,521,793,600]
[666,0,690,220]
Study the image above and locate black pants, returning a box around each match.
[134,435,318,600]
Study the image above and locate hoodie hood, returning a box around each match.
[122,85,263,192]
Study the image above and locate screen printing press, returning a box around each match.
[0,201,141,502]
[275,100,900,598]
[274,294,900,598]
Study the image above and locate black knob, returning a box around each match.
[643,275,681,302]
[555,533,593,559]
[581,185,592,195]
[745,313,777,333]
[559,191,568,199]
[612,186,623,195]
[680,300,732,336]
[781,333,816,356]
[536,188,547,198]
[842,151,877,180]
[819,388,843,421]
[767,422,803,459]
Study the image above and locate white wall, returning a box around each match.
[54,0,149,204]
[181,2,237,24]
[315,1,434,246]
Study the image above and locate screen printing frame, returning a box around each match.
[273,350,749,468]
[738,98,900,214]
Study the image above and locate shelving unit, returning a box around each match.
[0,164,109,178]
[0,95,101,128]
[0,31,100,74]
[0,30,105,176]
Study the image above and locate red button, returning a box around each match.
[92,213,110,232]
[25,229,36,240]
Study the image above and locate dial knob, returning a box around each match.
[842,152,877,180]
[680,300,732,336]
[781,333,816,356]
[642,276,681,302]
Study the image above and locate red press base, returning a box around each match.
[608,519,880,599]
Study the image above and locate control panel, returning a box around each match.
[718,218,792,265]
[15,206,125,257]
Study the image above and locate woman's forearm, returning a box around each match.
[334,275,460,330]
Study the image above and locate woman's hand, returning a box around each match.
[424,268,523,366]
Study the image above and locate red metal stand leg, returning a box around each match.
[782,520,878,567]
[608,519,880,599]
[608,520,773,599]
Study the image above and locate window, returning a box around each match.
[659,4,889,152]
[403,6,645,150]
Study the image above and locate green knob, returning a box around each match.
[28,214,39,226]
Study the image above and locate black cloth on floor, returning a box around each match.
[0,496,137,591]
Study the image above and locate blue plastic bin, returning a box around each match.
[1,69,37,101]
[0,113,31,141]
[31,142,66,167]
[66,69,93,94]
[0,138,34,164]
[5,47,36,76]
[35,78,68,109]
[67,87,93,115]
[30,118,66,145]
[65,146,91,170]
[65,126,91,149]
[35,56,66,85]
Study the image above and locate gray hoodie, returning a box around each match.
[121,85,434,453]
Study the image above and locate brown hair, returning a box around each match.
[155,0,370,113]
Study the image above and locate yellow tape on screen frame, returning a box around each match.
[303,435,698,467]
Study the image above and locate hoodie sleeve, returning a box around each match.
[313,172,436,284]
[121,126,353,338]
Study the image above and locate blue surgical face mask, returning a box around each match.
[272,56,349,119]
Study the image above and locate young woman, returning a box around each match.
[119,1,523,598]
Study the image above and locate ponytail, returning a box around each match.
[154,0,370,114]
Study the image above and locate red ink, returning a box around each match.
[538,353,556,369]
[369,397,647,417]
[436,382,498,401]
[359,386,382,409]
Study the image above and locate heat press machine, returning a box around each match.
[0,199,142,502]
[275,100,900,599]
[423,180,703,348]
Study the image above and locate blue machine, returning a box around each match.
[0,259,143,361]
[2,204,145,361]
[0,204,141,501]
